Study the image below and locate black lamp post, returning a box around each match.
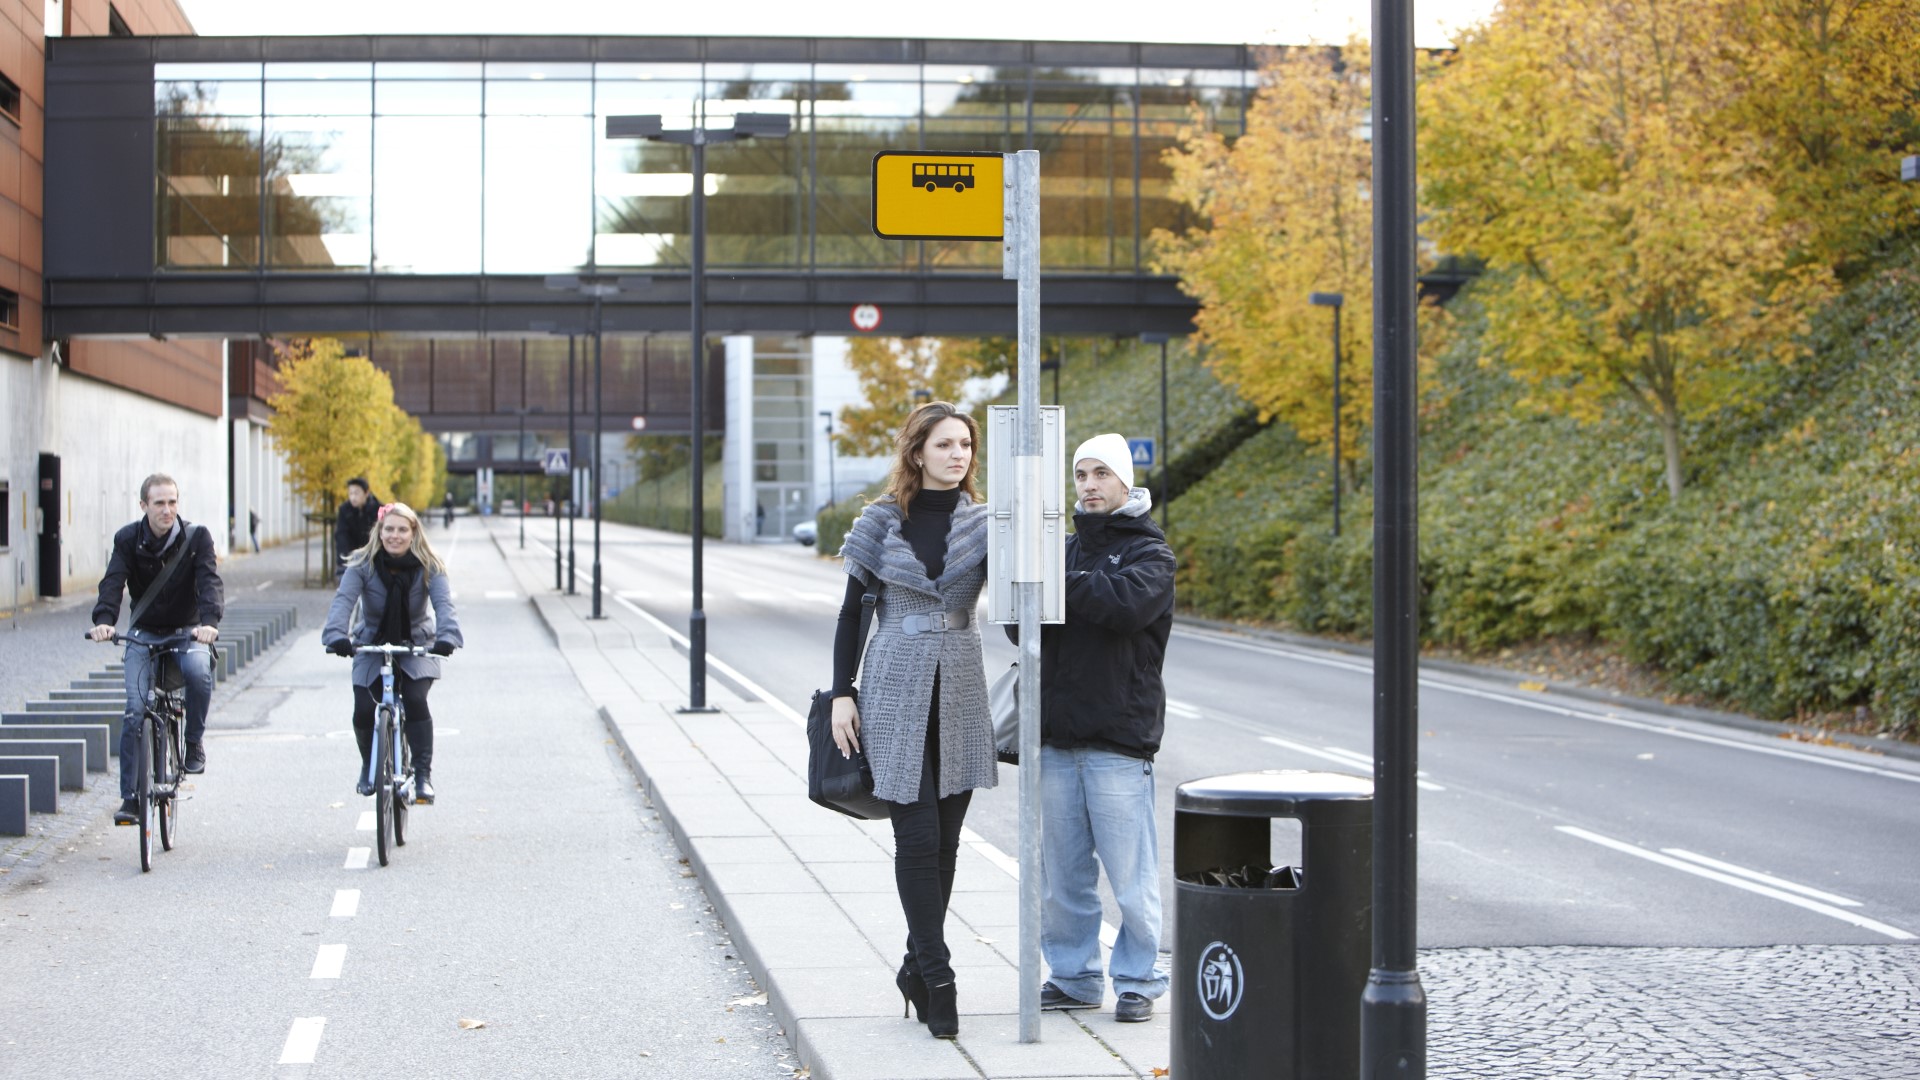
[1139,332,1173,531]
[608,110,792,712]
[820,409,837,510]
[514,405,544,550]
[544,276,633,620]
[1309,291,1345,538]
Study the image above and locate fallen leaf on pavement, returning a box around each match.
[1518,680,1548,692]
[1152,1069,1170,1077]
[729,992,768,1007]
[457,1018,486,1030]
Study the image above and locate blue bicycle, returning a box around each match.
[354,643,432,867]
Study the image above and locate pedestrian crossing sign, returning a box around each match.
[541,448,571,476]
[1128,438,1155,468]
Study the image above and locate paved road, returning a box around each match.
[557,520,1920,952]
[0,521,797,1078]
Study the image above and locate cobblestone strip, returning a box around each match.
[1424,945,1920,1079]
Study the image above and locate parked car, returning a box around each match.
[793,519,818,546]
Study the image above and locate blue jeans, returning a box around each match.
[119,629,213,799]
[1040,745,1169,1002]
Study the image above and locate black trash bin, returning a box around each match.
[1171,770,1372,1079]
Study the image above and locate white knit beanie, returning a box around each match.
[1072,432,1136,489]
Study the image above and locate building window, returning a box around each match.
[106,3,131,36]
[0,287,19,330]
[0,480,10,551]
[0,73,18,125]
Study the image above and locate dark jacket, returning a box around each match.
[1029,495,1175,760]
[334,496,380,564]
[92,517,224,632]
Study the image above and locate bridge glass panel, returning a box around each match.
[262,73,372,270]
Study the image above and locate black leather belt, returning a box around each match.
[891,611,972,636]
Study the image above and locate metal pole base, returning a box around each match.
[568,549,576,596]
[1360,969,1427,1079]
[591,561,604,620]
[686,610,709,711]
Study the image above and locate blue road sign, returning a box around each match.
[541,448,572,476]
[1128,438,1155,469]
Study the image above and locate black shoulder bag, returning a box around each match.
[806,590,892,820]
[125,525,202,631]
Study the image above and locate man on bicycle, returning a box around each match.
[90,474,223,826]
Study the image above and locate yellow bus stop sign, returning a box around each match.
[872,151,1005,241]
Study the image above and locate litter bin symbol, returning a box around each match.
[1171,770,1372,1079]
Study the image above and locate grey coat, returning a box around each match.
[841,496,997,803]
[322,558,463,688]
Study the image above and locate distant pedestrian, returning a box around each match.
[830,401,994,1040]
[442,490,455,528]
[334,478,380,570]
[322,502,461,805]
[248,509,261,553]
[1023,433,1175,1023]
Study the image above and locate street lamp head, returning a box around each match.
[1309,292,1345,308]
[731,112,793,139]
[1139,332,1173,345]
[606,114,664,139]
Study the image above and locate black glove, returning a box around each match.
[327,639,354,658]
[430,640,455,657]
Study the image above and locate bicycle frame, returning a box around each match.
[354,643,431,866]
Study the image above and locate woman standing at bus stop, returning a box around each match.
[829,401,996,1040]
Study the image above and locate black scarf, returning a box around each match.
[373,549,422,645]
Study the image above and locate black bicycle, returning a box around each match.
[92,633,192,872]
[355,643,431,867]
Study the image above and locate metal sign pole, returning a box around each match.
[1362,0,1428,1074]
[1007,148,1045,1045]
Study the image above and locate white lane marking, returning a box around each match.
[255,579,274,591]
[330,890,361,917]
[1165,699,1203,719]
[1659,849,1862,908]
[310,944,347,979]
[278,1017,326,1065]
[1556,826,1915,940]
[1259,736,1447,792]
[787,590,841,606]
[356,811,374,831]
[1176,627,1920,785]
[617,590,650,599]
[484,590,518,599]
[344,847,370,869]
[736,591,780,602]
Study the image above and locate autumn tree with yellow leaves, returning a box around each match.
[1423,0,1844,499]
[267,337,445,522]
[1153,42,1401,472]
[832,336,1010,458]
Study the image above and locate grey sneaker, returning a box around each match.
[1039,982,1099,1011]
[1114,992,1154,1022]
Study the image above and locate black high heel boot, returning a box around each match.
[926,982,958,1039]
[896,963,930,1022]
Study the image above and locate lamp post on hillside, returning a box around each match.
[1309,291,1345,538]
[1139,332,1173,532]
[608,110,793,712]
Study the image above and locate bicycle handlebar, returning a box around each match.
[352,644,437,657]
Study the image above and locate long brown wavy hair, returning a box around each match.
[882,401,981,517]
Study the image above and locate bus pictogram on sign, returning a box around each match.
[913,162,975,192]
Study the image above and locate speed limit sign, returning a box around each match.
[850,303,883,332]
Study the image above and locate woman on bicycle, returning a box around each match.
[829,401,995,1040]
[321,501,462,804]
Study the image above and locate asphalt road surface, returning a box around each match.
[559,520,1920,952]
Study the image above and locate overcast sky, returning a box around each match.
[175,0,1498,48]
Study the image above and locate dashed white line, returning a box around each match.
[343,847,370,869]
[1556,826,1914,940]
[310,944,347,979]
[254,579,274,591]
[484,590,518,599]
[1259,735,1447,791]
[330,889,361,917]
[278,1017,326,1064]
[1659,849,1862,908]
[356,811,374,831]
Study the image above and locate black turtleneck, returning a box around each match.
[830,486,961,697]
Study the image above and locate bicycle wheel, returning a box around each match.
[157,714,181,851]
[374,707,395,867]
[392,714,410,848]
[137,714,154,873]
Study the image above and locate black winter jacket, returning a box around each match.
[1029,505,1175,759]
[92,517,225,632]
[334,497,380,564]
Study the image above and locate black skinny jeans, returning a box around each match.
[352,674,435,778]
[889,671,973,987]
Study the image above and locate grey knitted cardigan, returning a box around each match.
[840,495,998,803]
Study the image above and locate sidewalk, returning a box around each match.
[486,523,1172,1080]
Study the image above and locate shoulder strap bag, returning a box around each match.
[806,590,893,820]
[125,525,202,631]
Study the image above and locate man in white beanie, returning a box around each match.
[1021,432,1176,1022]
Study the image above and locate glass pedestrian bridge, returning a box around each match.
[46,35,1255,339]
